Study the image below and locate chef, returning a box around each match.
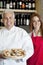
[0,10,34,65]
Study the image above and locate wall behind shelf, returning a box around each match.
[40,0,43,20]
[36,0,43,20]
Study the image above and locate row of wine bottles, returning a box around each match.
[0,0,35,10]
[15,13,31,26]
[0,13,31,26]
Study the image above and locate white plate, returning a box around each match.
[2,49,25,59]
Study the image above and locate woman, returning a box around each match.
[27,13,43,65]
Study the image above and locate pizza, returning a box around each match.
[11,49,25,56]
[3,50,11,57]
[2,49,25,59]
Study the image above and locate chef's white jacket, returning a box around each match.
[0,26,34,65]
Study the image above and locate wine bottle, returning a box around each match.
[22,14,24,25]
[24,14,26,25]
[31,0,35,10]
[26,14,30,25]
[16,14,20,26]
[19,1,22,9]
[22,14,26,25]
[28,0,32,10]
[0,14,4,26]
[6,0,9,9]
[9,0,13,9]
[25,0,28,10]
[20,14,23,25]
[3,0,6,8]
[17,1,20,9]
[13,0,16,9]
[21,1,26,9]
[0,0,3,8]
[15,14,18,26]
[15,0,17,9]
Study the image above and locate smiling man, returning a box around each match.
[0,10,34,65]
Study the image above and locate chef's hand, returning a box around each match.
[0,54,5,59]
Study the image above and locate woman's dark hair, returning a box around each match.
[29,13,43,36]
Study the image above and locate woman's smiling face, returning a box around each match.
[32,16,41,31]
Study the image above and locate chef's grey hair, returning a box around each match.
[2,9,15,19]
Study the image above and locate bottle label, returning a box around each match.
[0,1,3,8]
[26,19,29,25]
[6,4,9,9]
[32,3,35,8]
[28,3,31,9]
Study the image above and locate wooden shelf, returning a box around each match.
[0,9,37,13]
[0,26,5,29]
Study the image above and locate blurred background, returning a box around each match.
[0,0,43,33]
